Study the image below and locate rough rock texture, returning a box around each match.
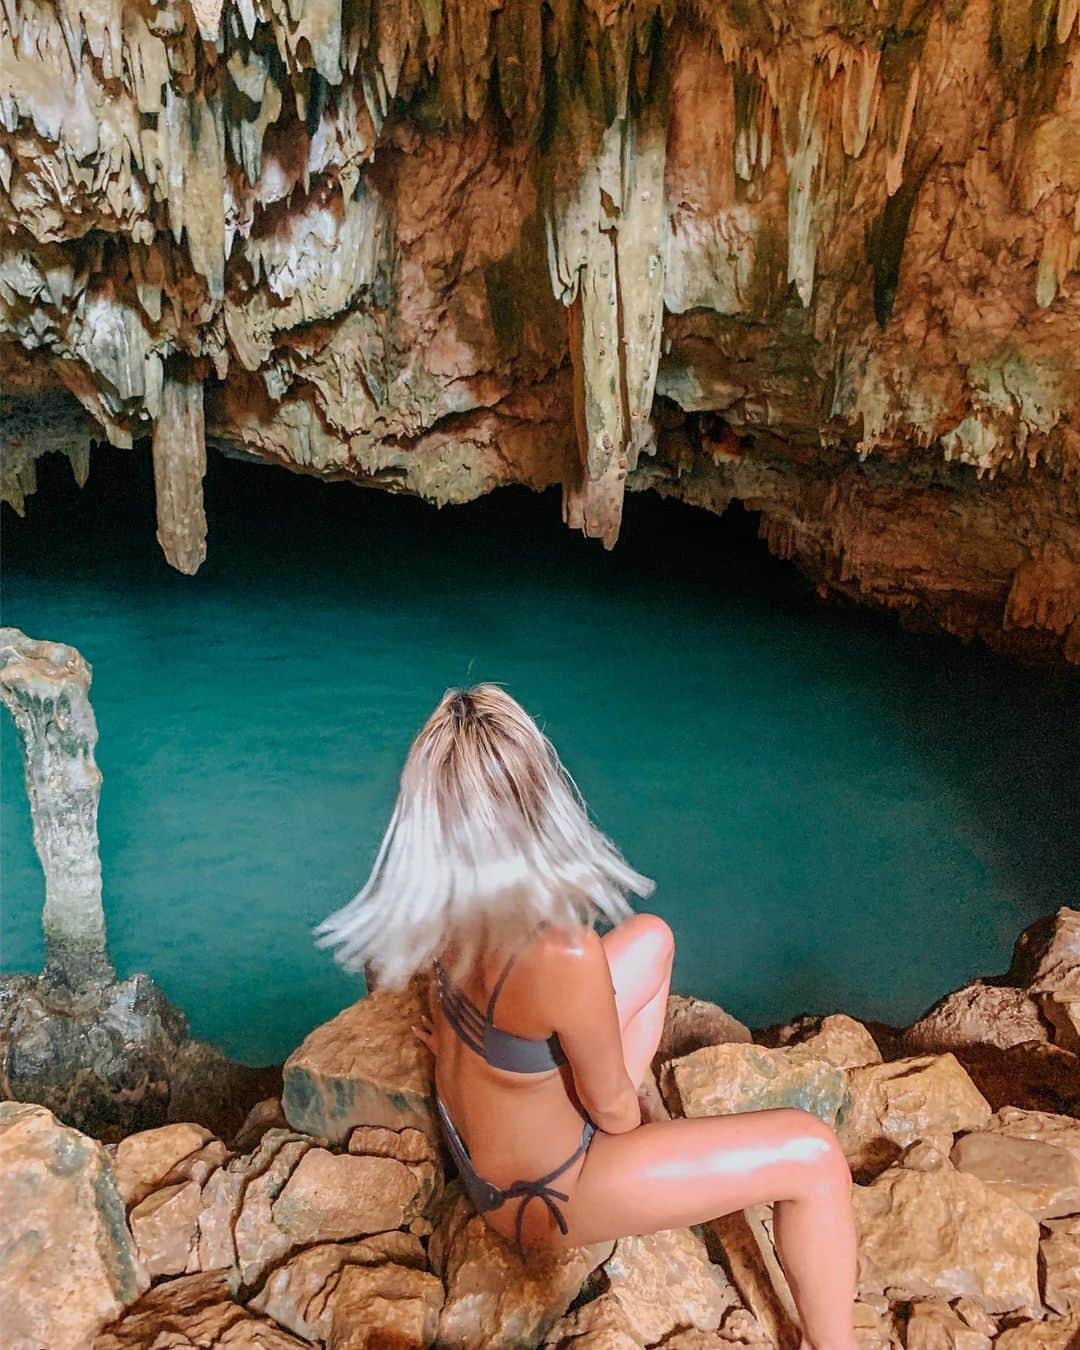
[0,1102,148,1350]
[430,1191,616,1348]
[950,1128,1080,1219]
[664,1039,848,1125]
[903,981,1051,1054]
[282,975,435,1144]
[852,1158,1040,1313]
[94,1271,309,1349]
[3,2,1079,662]
[271,1146,437,1241]
[598,1227,739,1344]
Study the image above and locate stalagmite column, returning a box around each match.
[0,628,114,993]
[151,363,208,576]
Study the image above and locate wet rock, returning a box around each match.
[249,1233,426,1341]
[129,1179,203,1279]
[1041,1215,1080,1315]
[94,1270,307,1348]
[282,976,435,1144]
[112,1121,215,1206]
[0,1102,148,1350]
[837,1054,991,1176]
[903,983,1049,1054]
[666,1041,847,1126]
[272,1147,435,1244]
[949,1130,1080,1219]
[903,1300,991,1350]
[600,1227,738,1343]
[326,1261,445,1348]
[852,1162,1039,1313]
[432,1192,615,1347]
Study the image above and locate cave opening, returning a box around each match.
[3,443,1078,1065]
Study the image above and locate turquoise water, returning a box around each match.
[3,444,1078,1065]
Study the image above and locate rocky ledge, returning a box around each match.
[2,906,1078,1350]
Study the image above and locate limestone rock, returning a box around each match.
[544,1293,645,1348]
[904,1300,991,1350]
[837,1054,991,1176]
[655,995,752,1072]
[128,1179,203,1279]
[94,1271,307,1349]
[903,983,1049,1054]
[943,1042,1080,1117]
[272,1147,435,1244]
[233,1097,288,1152]
[282,976,435,1144]
[852,1162,1039,1313]
[326,1261,445,1348]
[433,1192,615,1347]
[949,1130,1080,1219]
[249,1233,426,1341]
[348,1122,440,1165]
[760,1013,883,1071]
[1041,1215,1080,1315]
[666,1041,847,1126]
[1019,908,1080,1054]
[112,1121,215,1207]
[0,1102,148,1350]
[978,1105,1080,1166]
[992,1311,1080,1349]
[600,1227,738,1344]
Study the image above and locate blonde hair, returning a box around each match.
[315,682,656,988]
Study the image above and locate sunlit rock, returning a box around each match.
[111,1121,215,1207]
[903,982,1050,1054]
[665,1040,847,1126]
[1041,1215,1080,1315]
[950,1129,1080,1219]
[272,1146,436,1243]
[599,1227,739,1344]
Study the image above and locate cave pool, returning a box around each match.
[3,444,1078,1066]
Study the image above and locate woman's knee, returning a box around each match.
[773,1108,851,1194]
[633,912,675,970]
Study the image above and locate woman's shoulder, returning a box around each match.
[529,919,605,972]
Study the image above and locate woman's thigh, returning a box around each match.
[601,912,674,1028]
[559,1108,848,1249]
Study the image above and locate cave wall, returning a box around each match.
[1,0,1078,660]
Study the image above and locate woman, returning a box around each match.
[317,683,859,1350]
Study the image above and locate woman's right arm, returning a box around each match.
[544,926,642,1134]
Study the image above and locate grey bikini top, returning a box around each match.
[431,951,568,1073]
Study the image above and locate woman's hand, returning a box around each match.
[411,1014,437,1056]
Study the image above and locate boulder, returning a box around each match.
[1008,907,1080,1053]
[949,1130,1080,1219]
[836,1054,991,1176]
[282,975,435,1144]
[666,1041,847,1126]
[326,1261,445,1348]
[758,1013,883,1070]
[979,1105,1080,1164]
[249,1233,426,1341]
[233,1096,289,1152]
[992,1310,1080,1349]
[600,1227,738,1344]
[852,1162,1039,1313]
[93,1271,307,1348]
[272,1147,436,1243]
[111,1121,215,1207]
[0,1102,148,1350]
[903,1300,991,1350]
[1041,1215,1080,1315]
[655,995,752,1070]
[128,1179,203,1279]
[232,1135,316,1286]
[348,1122,440,1164]
[903,983,1049,1054]
[431,1191,614,1347]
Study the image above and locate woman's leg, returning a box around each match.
[564,1108,859,1350]
[601,912,675,1087]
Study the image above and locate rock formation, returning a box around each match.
[0,625,278,1138]
[2,1,1078,661]
[5,906,1076,1350]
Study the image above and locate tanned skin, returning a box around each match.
[414,913,858,1350]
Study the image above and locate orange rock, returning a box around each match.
[326,1261,445,1348]
[111,1121,214,1207]
[272,1147,433,1243]
[128,1180,202,1279]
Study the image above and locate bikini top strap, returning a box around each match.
[485,951,519,1023]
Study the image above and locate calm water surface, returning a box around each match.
[3,445,1078,1064]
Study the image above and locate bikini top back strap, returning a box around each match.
[485,951,519,1024]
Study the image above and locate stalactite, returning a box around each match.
[151,363,208,576]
